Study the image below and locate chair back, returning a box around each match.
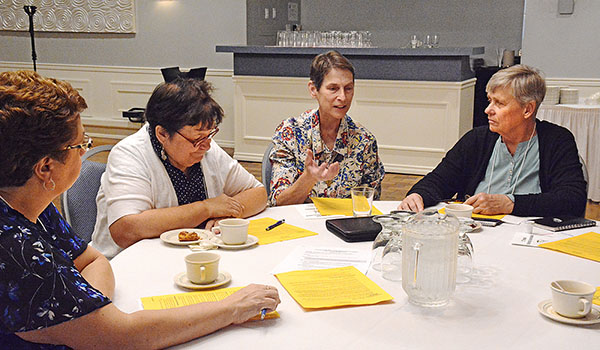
[261,142,275,197]
[60,145,113,244]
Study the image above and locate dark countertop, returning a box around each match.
[216,45,485,82]
[216,45,485,56]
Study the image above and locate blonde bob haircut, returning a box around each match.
[486,64,546,117]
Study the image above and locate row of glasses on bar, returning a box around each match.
[409,34,440,48]
[276,30,373,48]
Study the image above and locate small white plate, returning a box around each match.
[211,235,259,250]
[537,299,600,325]
[174,271,232,290]
[458,218,482,233]
[160,228,214,246]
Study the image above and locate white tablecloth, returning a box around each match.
[538,104,600,201]
[110,203,600,349]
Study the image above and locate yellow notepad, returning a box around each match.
[249,217,318,245]
[538,232,600,262]
[140,286,279,320]
[311,197,383,217]
[438,207,505,220]
[275,266,393,309]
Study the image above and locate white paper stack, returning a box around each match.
[559,88,579,104]
[542,86,560,105]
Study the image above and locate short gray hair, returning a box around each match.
[486,65,546,117]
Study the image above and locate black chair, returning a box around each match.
[161,67,207,82]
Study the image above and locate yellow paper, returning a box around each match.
[311,197,382,217]
[594,287,600,306]
[141,286,279,320]
[249,217,318,245]
[275,266,393,309]
[539,232,600,262]
[438,207,505,220]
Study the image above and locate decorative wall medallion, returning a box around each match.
[0,0,136,33]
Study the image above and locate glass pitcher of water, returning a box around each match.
[402,210,459,307]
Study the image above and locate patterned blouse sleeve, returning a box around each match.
[269,120,302,205]
[361,136,385,200]
[0,204,111,334]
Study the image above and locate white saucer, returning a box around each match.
[537,299,600,325]
[174,271,232,290]
[160,228,214,246]
[210,235,259,250]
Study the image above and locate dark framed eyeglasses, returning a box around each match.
[63,133,93,152]
[176,127,219,148]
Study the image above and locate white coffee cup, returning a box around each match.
[185,252,220,284]
[550,280,595,318]
[212,218,249,245]
[445,203,473,218]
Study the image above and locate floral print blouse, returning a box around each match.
[269,109,385,205]
[0,199,111,349]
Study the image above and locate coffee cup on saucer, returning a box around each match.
[185,252,220,284]
[445,203,473,218]
[550,280,595,318]
[212,218,249,245]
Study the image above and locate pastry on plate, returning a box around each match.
[178,230,200,242]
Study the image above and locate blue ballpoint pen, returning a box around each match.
[265,219,285,231]
[260,308,267,320]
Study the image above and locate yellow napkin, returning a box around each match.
[438,207,505,220]
[249,217,318,245]
[275,266,392,309]
[539,232,600,262]
[594,287,600,306]
[311,197,382,217]
[141,286,279,320]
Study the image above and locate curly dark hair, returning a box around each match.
[309,51,355,90]
[0,70,87,187]
[144,78,224,135]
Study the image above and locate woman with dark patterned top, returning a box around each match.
[0,71,280,349]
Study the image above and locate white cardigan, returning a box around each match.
[91,125,262,259]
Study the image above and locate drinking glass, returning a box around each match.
[496,47,505,68]
[381,229,402,281]
[430,34,439,48]
[424,35,433,48]
[410,34,421,48]
[379,211,413,280]
[371,215,397,271]
[456,220,474,284]
[351,186,375,217]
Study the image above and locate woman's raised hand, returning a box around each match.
[304,149,340,182]
[222,284,281,324]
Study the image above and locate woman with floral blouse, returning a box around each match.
[0,71,279,349]
[269,51,385,206]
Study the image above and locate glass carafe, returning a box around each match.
[402,210,459,307]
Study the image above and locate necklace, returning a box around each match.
[487,124,537,195]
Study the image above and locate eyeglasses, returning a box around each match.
[176,127,219,148]
[63,133,93,152]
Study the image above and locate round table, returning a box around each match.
[110,202,600,349]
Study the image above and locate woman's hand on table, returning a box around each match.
[203,194,245,219]
[305,149,340,182]
[465,193,514,215]
[223,284,281,324]
[398,193,424,212]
